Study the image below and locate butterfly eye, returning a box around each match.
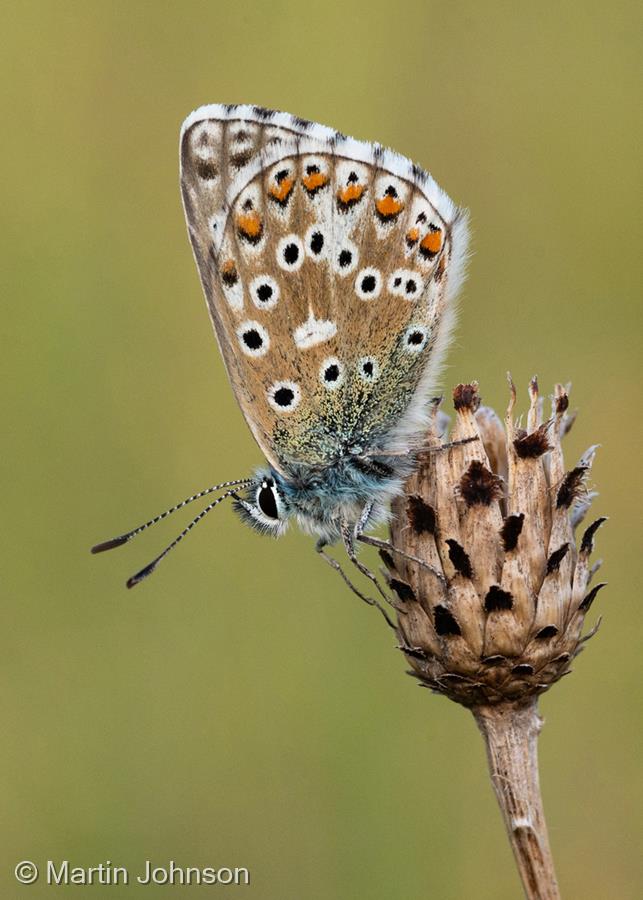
[250,275,280,310]
[319,357,345,390]
[237,321,270,357]
[357,357,380,383]
[277,234,304,272]
[403,325,430,353]
[267,381,301,413]
[257,481,279,520]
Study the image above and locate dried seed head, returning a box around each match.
[387,377,606,708]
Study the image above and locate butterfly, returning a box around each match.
[92,104,469,603]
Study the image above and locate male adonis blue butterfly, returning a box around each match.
[92,105,469,603]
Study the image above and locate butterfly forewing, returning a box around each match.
[180,105,468,473]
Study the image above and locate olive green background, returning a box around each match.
[3,2,641,898]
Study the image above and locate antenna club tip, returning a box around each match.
[91,535,130,554]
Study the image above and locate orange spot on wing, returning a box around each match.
[337,183,366,208]
[237,211,263,243]
[269,176,294,203]
[220,259,238,286]
[420,228,443,258]
[375,195,404,220]
[302,171,328,193]
[406,227,420,246]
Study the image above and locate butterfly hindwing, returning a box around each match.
[180,105,468,473]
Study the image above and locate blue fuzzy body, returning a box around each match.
[236,453,416,543]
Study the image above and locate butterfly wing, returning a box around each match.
[180,104,468,473]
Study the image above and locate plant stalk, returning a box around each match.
[473,699,561,899]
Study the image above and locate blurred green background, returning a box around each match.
[2,2,641,897]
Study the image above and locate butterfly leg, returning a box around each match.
[340,517,402,614]
[316,540,396,629]
[356,534,447,586]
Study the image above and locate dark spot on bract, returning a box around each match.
[459,460,504,506]
[453,382,480,412]
[339,249,352,268]
[579,581,607,611]
[243,329,263,350]
[546,543,570,574]
[310,231,324,254]
[512,664,534,676]
[483,655,507,667]
[256,283,273,303]
[361,274,376,293]
[556,465,588,508]
[405,279,417,294]
[283,243,299,265]
[484,585,514,611]
[501,513,524,551]
[390,579,416,602]
[324,364,339,382]
[513,424,551,459]
[580,516,607,554]
[446,539,473,578]
[535,625,558,640]
[556,392,569,414]
[274,387,294,407]
[407,495,436,535]
[433,605,461,636]
[196,159,217,180]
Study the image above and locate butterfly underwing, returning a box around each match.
[92,104,469,587]
[180,105,468,537]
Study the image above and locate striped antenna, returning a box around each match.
[91,478,252,554]
[125,487,241,589]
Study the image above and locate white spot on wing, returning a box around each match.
[403,324,430,353]
[237,320,270,357]
[319,356,345,390]
[267,381,301,413]
[293,312,337,350]
[388,268,424,300]
[357,357,380,383]
[354,267,383,300]
[276,234,304,271]
[250,275,280,310]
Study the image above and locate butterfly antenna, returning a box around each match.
[91,479,252,554]
[125,486,240,589]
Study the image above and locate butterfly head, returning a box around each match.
[232,470,292,537]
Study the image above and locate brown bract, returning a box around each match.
[386,377,606,708]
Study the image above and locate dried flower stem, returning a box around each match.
[474,700,560,899]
